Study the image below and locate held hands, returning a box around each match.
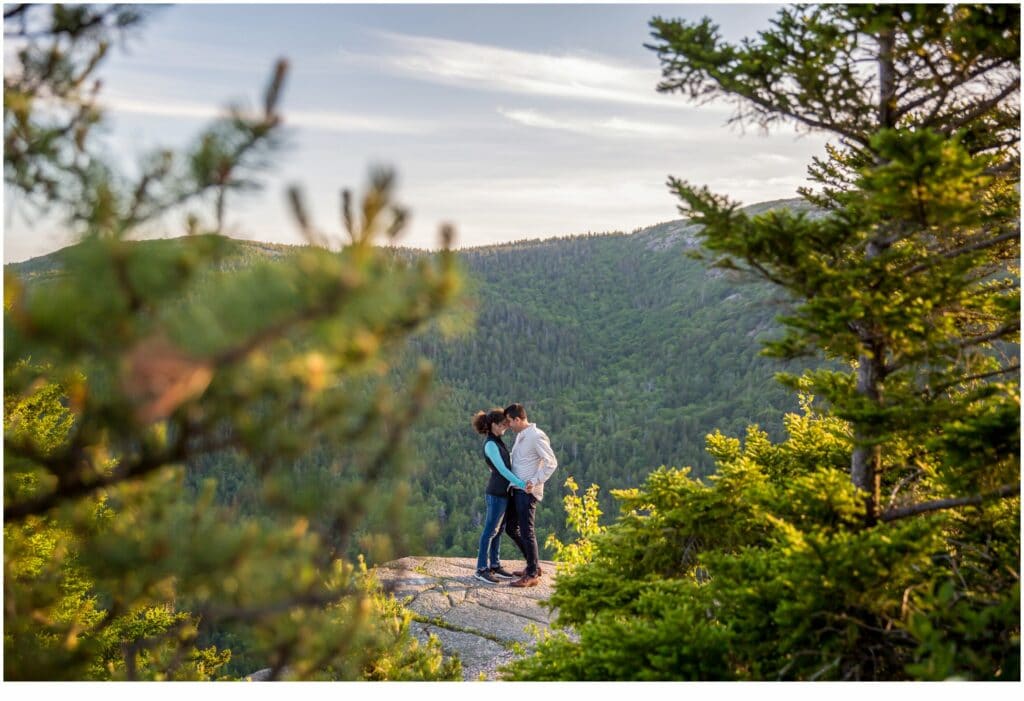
[525,480,534,494]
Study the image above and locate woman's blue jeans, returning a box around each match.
[476,493,508,571]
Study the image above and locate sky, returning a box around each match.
[3,1,833,263]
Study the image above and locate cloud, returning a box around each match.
[498,107,700,139]
[357,31,693,109]
[103,96,222,121]
[287,109,431,134]
[101,95,432,134]
[747,152,800,166]
[412,171,681,215]
[396,171,683,250]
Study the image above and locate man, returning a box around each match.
[503,403,558,588]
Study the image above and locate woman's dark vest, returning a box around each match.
[482,433,514,497]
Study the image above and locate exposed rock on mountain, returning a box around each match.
[375,556,561,681]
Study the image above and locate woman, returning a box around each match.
[471,408,528,584]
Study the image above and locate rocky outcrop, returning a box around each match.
[246,556,561,681]
[634,196,820,254]
[374,556,560,681]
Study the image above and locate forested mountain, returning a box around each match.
[403,198,820,556]
[7,197,817,562]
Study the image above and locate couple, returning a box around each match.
[471,403,557,588]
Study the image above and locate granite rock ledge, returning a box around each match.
[376,556,560,681]
[246,556,562,681]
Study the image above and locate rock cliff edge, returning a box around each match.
[376,556,559,680]
[247,556,560,681]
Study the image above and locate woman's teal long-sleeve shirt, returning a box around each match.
[484,440,526,490]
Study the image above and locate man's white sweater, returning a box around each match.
[509,423,558,501]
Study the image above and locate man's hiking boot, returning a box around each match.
[513,567,543,578]
[473,569,499,584]
[489,566,515,580]
[510,574,541,588]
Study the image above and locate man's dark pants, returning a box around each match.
[504,489,540,576]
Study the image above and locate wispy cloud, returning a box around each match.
[287,109,431,134]
[102,95,432,134]
[356,31,688,109]
[498,107,700,139]
[747,152,800,166]
[413,171,680,216]
[401,171,684,249]
[104,96,222,121]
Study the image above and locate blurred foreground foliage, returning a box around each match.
[4,4,461,680]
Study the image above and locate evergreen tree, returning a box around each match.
[4,5,461,680]
[507,3,1019,680]
[649,2,1019,522]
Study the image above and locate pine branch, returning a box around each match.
[957,322,1021,349]
[120,60,287,235]
[729,87,870,147]
[923,363,1020,398]
[4,429,190,521]
[649,20,871,147]
[886,468,924,511]
[941,80,1021,134]
[904,229,1020,276]
[211,300,336,368]
[880,483,1020,523]
[983,154,1020,174]
[900,56,1017,124]
[3,4,29,21]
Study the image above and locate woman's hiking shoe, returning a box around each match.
[489,566,515,579]
[474,569,499,584]
[510,574,541,588]
[513,567,543,578]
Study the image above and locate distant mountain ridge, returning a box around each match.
[7,196,812,274]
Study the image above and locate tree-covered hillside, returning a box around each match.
[404,200,816,555]
[8,198,813,561]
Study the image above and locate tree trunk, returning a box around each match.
[849,22,898,524]
[877,26,897,129]
[851,342,884,524]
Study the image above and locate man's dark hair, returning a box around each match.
[504,403,527,421]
